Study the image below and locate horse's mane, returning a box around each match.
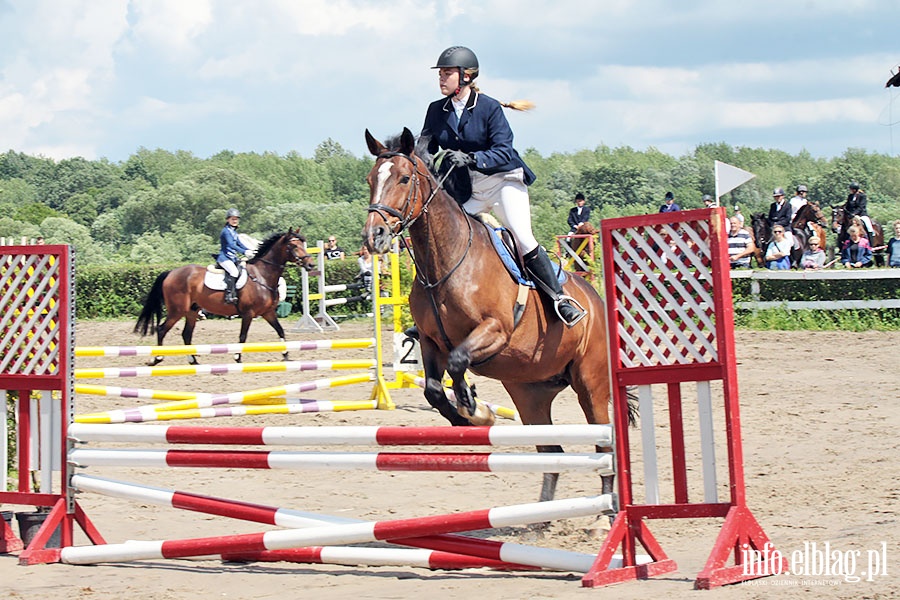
[247,232,284,264]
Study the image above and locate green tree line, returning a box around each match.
[2,140,899,265]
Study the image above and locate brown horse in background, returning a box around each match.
[362,128,616,501]
[134,229,313,364]
[791,202,829,259]
[831,206,885,266]
[749,213,769,267]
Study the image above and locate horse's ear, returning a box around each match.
[365,129,386,157]
[400,128,416,155]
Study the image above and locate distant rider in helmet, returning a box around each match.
[845,182,875,247]
[419,46,586,327]
[217,208,248,305]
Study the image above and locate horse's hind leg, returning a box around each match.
[182,313,199,365]
[150,314,181,366]
[504,381,566,503]
[261,312,289,361]
[569,354,615,496]
[234,314,253,363]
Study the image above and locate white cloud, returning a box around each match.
[130,0,212,56]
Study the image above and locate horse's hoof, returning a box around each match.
[282,352,289,362]
[149,356,164,366]
[234,353,242,363]
[459,401,495,426]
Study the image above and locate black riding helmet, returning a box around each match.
[432,46,479,92]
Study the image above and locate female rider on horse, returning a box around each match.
[419,46,585,327]
[845,182,875,247]
[217,208,249,304]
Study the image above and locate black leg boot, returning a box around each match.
[523,246,586,327]
[224,273,238,305]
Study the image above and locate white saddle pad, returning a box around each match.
[203,269,287,301]
[204,268,249,291]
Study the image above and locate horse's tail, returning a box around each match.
[134,271,169,336]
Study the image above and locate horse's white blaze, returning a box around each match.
[374,161,392,206]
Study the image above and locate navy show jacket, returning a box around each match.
[421,91,536,185]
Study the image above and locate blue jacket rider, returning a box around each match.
[419,46,584,327]
[217,208,248,304]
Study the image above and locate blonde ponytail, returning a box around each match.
[500,100,535,112]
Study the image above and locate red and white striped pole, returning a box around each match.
[61,492,614,565]
[72,474,602,572]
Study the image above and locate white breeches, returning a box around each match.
[463,168,539,254]
[858,215,874,233]
[219,259,239,277]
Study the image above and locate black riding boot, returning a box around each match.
[523,246,586,327]
[223,272,238,305]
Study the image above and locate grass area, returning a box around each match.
[734,308,900,331]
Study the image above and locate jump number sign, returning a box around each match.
[393,332,423,372]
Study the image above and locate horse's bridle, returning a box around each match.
[366,151,473,290]
[366,151,431,235]
[250,232,310,293]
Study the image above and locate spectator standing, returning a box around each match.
[840,225,873,268]
[659,192,680,213]
[789,185,809,221]
[702,194,715,209]
[567,192,592,234]
[845,182,875,247]
[324,236,346,260]
[764,226,791,270]
[733,205,745,228]
[886,220,900,268]
[799,236,826,270]
[727,216,755,269]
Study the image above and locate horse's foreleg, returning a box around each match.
[420,337,469,426]
[261,313,289,361]
[446,318,508,418]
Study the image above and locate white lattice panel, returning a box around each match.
[608,219,719,368]
[0,253,63,376]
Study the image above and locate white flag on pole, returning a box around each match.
[714,160,755,199]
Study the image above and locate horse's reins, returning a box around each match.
[248,235,309,295]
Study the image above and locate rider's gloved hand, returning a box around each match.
[446,150,475,168]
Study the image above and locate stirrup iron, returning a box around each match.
[555,294,587,328]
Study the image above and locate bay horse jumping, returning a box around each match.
[362,128,616,501]
[831,206,885,266]
[134,229,313,364]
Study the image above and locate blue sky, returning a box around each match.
[2,0,900,163]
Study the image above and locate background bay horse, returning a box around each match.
[749,213,769,267]
[362,128,616,501]
[831,206,885,266]
[134,229,313,364]
[791,202,829,259]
